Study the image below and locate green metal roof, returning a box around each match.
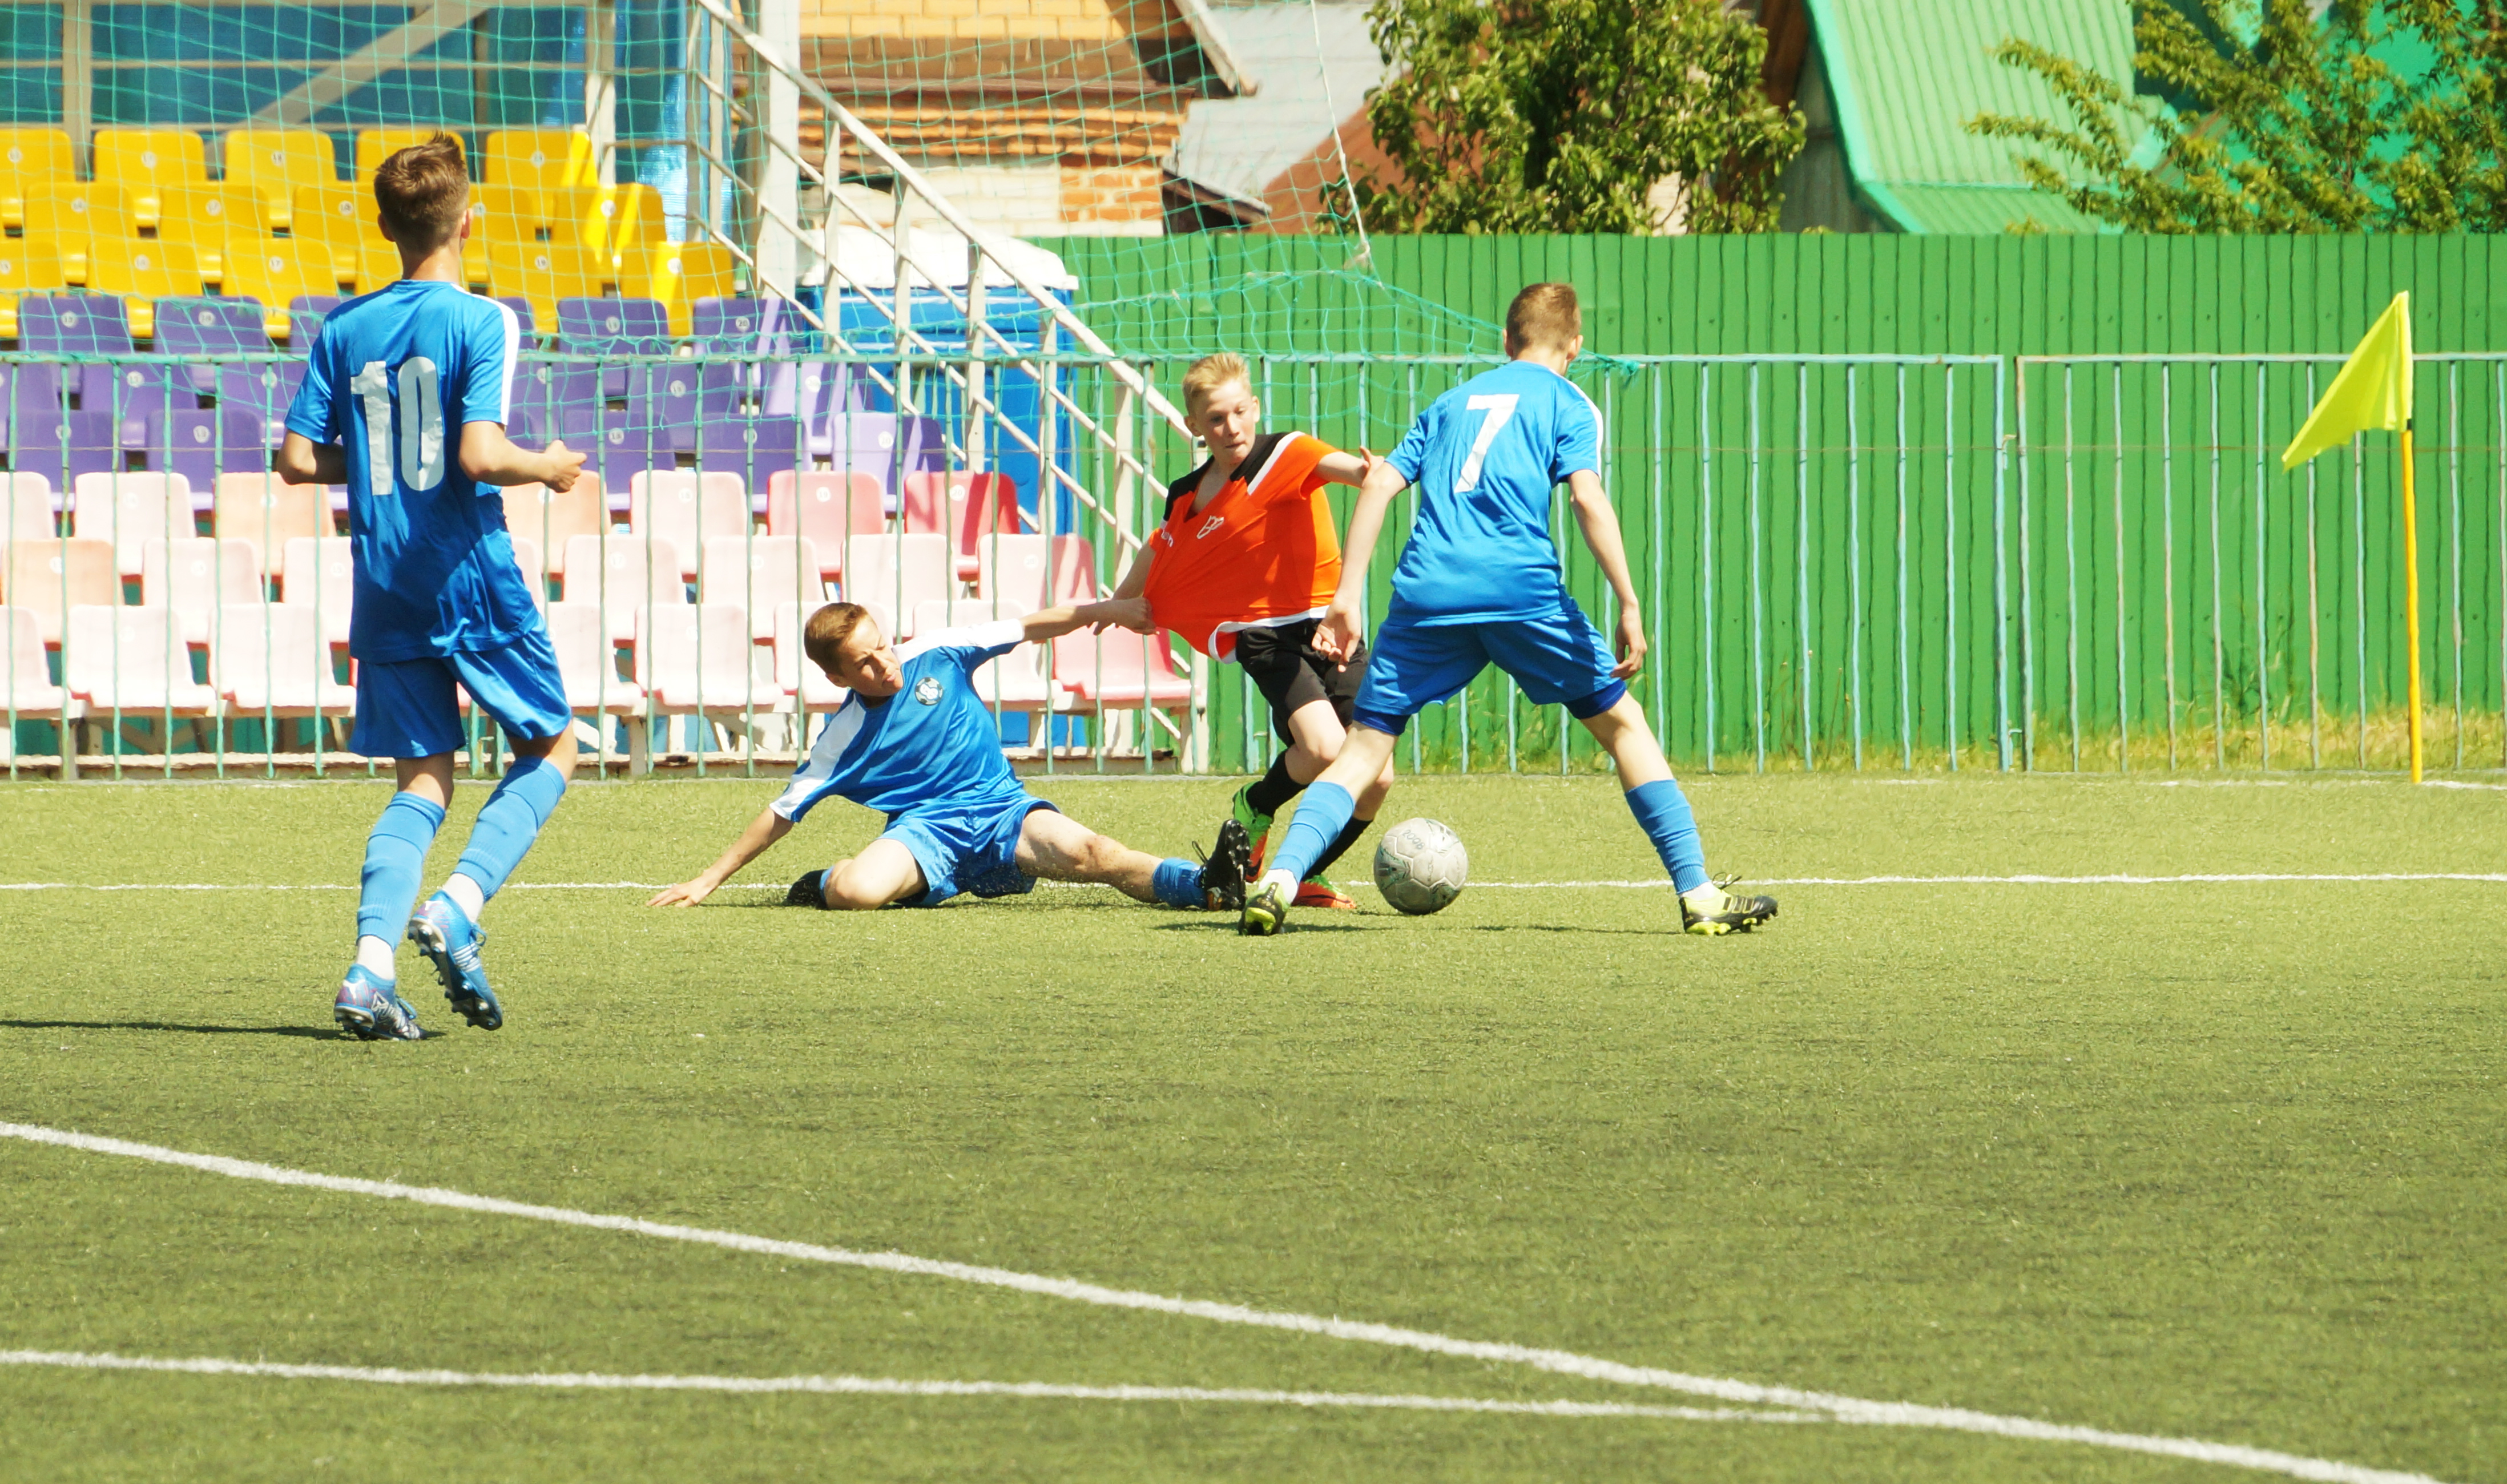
[1802,0,2139,233]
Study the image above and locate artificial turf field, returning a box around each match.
[0,769,2501,1483]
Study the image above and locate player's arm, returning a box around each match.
[458,421,586,492]
[274,433,347,487]
[1313,456,1410,662]
[647,804,793,908]
[1312,446,1378,487]
[1110,540,1154,600]
[1019,599,1148,644]
[1565,469,1646,679]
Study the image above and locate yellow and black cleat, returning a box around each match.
[1679,880,1779,935]
[1240,872,1295,936]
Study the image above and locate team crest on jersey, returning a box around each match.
[1195,515,1226,539]
[913,676,942,705]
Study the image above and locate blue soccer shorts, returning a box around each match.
[883,795,1058,906]
[350,627,572,760]
[1351,599,1627,738]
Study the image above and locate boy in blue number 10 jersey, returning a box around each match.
[1238,283,1779,938]
[276,137,589,1040]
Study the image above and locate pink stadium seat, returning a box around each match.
[1048,535,1101,603]
[971,533,1049,608]
[628,470,748,578]
[1056,626,1193,712]
[546,601,646,716]
[953,472,1023,580]
[500,476,605,576]
[141,537,264,644]
[764,471,884,575]
[279,535,354,646]
[559,534,686,644]
[210,602,353,717]
[66,604,219,715]
[635,603,780,716]
[4,538,116,644]
[0,604,79,732]
[898,469,949,536]
[770,599,869,710]
[5,471,58,543]
[698,537,825,634]
[840,533,950,638]
[910,597,1051,709]
[213,473,327,575]
[509,536,545,608]
[71,471,198,576]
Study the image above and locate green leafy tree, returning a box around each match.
[1359,0,1804,234]
[1968,0,2507,233]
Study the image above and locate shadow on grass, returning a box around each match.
[2,1019,342,1040]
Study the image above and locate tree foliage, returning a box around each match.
[1358,0,1805,234]
[1968,0,2507,233]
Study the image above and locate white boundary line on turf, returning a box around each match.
[0,1350,1808,1421]
[0,1123,2449,1484]
[6,873,2505,893]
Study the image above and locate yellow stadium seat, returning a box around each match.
[483,129,598,191]
[292,183,392,285]
[20,182,136,288]
[469,182,549,244]
[155,183,268,289]
[549,183,666,265]
[486,239,608,329]
[87,236,201,300]
[0,127,75,231]
[221,240,344,338]
[92,129,209,229]
[0,238,65,338]
[620,244,737,337]
[222,129,338,232]
[356,127,463,180]
[353,242,404,294]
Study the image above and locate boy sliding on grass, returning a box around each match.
[646,602,1249,913]
[1238,283,1776,938]
[276,136,587,1039]
[1095,353,1394,909]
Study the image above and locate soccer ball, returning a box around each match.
[1373,817,1468,916]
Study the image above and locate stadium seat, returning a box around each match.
[619,243,737,336]
[292,183,390,284]
[698,538,827,634]
[18,292,132,356]
[155,409,271,490]
[767,359,870,433]
[356,128,462,180]
[214,361,307,446]
[559,534,686,644]
[286,295,343,348]
[142,537,265,644]
[221,130,336,230]
[913,596,1052,710]
[770,598,872,709]
[1057,626,1192,712]
[221,243,345,339]
[484,129,598,191]
[155,297,271,398]
[823,410,943,492]
[971,533,1049,609]
[764,471,884,576]
[549,183,666,266]
[66,603,220,719]
[278,535,354,646]
[72,471,199,576]
[950,471,1024,580]
[691,296,792,349]
[840,534,950,637]
[628,470,749,578]
[209,602,353,719]
[19,183,135,287]
[154,183,272,288]
[0,127,75,230]
[557,295,670,360]
[86,239,205,336]
[499,478,606,578]
[0,238,65,339]
[2,471,58,544]
[486,240,608,330]
[79,362,184,438]
[3,538,116,644]
[213,473,325,574]
[546,600,647,720]
[10,410,120,493]
[467,181,546,249]
[635,603,779,718]
[0,604,81,742]
[1046,534,1101,605]
[345,243,402,295]
[692,416,801,497]
[91,129,209,229]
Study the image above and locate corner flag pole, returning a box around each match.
[2400,418,2423,784]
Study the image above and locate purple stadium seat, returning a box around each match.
[493,295,537,342]
[155,409,271,489]
[80,362,186,434]
[11,410,121,491]
[694,417,802,497]
[2,362,65,445]
[691,297,781,349]
[214,362,307,448]
[155,298,269,392]
[287,295,342,352]
[818,412,944,494]
[559,297,671,399]
[18,294,134,357]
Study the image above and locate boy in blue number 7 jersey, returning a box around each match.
[276,136,588,1040]
[1239,283,1778,938]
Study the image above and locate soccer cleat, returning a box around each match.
[1240,869,1297,936]
[1679,880,1779,935]
[785,869,828,909]
[1229,782,1274,864]
[1294,877,1356,910]
[408,893,502,1030]
[334,965,424,1041]
[1199,818,1253,912]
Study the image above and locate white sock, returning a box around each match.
[354,935,396,979]
[1261,868,1299,894]
[440,873,487,923]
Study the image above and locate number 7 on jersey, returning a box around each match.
[1453,393,1518,493]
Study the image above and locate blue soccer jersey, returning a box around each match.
[283,278,536,663]
[770,622,1033,825]
[1381,359,1605,625]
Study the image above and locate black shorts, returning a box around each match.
[1233,618,1367,740]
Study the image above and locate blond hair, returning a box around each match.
[1504,283,1582,357]
[802,602,878,675]
[1180,352,1251,413]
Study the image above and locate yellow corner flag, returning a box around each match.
[2282,292,2411,471]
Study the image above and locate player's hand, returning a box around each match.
[1611,606,1647,680]
[646,877,715,908]
[542,439,587,493]
[1087,596,1154,634]
[1354,446,1378,483]
[1313,597,1365,668]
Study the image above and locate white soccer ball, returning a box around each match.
[1373,817,1468,916]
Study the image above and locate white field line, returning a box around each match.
[0,1123,2449,1484]
[4,873,2505,893]
[0,1350,1809,1421]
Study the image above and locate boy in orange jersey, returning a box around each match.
[1097,353,1395,909]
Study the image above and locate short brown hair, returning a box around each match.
[373,135,471,252]
[803,602,878,676]
[1180,352,1251,413]
[1504,283,1582,356]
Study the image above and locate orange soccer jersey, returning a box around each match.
[1143,430,1343,659]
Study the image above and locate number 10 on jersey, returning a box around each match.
[352,358,446,496]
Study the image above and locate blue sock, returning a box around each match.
[1626,778,1710,894]
[357,793,446,943]
[1267,781,1356,885]
[1151,857,1204,909]
[451,756,569,902]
